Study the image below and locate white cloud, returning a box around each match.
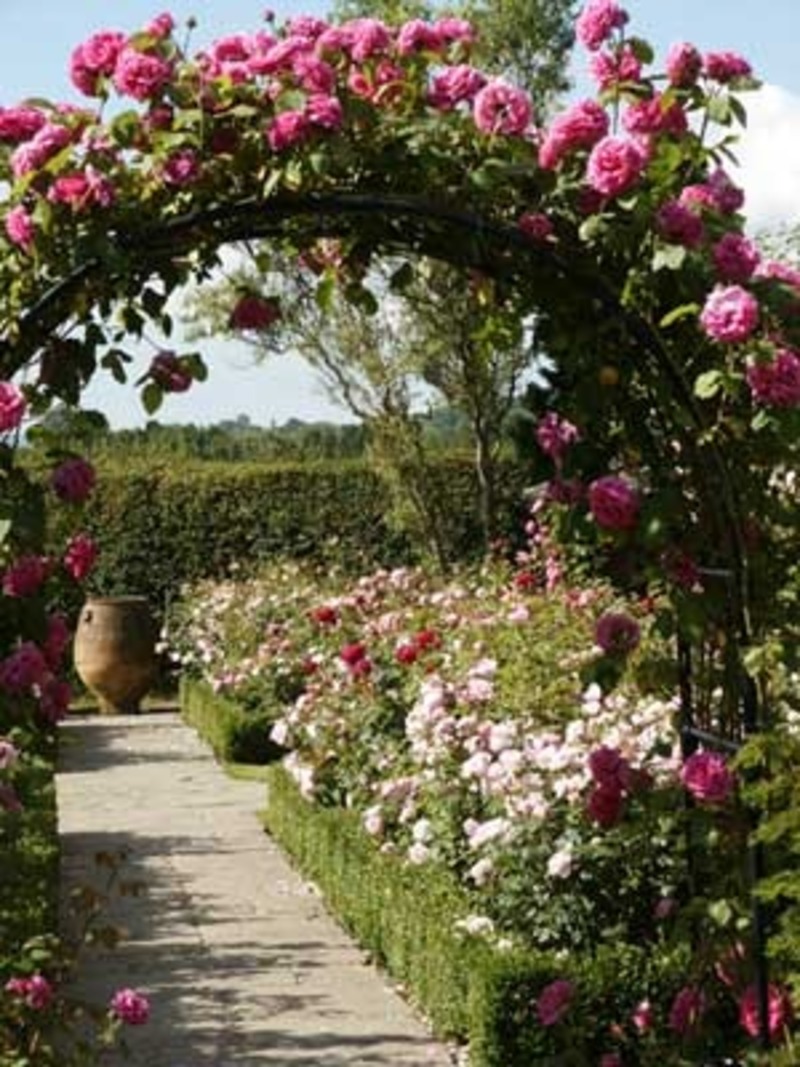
[732,83,800,233]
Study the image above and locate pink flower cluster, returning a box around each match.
[585,744,639,827]
[5,206,36,253]
[538,99,608,170]
[5,973,54,1010]
[575,0,628,52]
[680,750,734,806]
[472,80,533,137]
[63,533,98,583]
[0,382,26,432]
[109,987,151,1025]
[746,349,800,407]
[535,412,580,465]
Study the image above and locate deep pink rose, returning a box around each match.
[5,974,54,1010]
[347,18,393,62]
[747,349,800,408]
[681,750,734,805]
[306,94,343,130]
[590,44,641,90]
[535,412,579,463]
[44,613,71,669]
[267,110,310,151]
[0,106,46,144]
[11,123,72,178]
[518,212,554,243]
[704,51,752,83]
[536,978,574,1026]
[594,612,640,655]
[575,0,628,51]
[708,167,745,214]
[428,65,487,110]
[113,48,172,100]
[433,17,475,46]
[739,983,793,1040]
[669,986,707,1036]
[586,135,647,197]
[110,987,150,1025]
[756,259,800,290]
[666,42,702,88]
[146,13,175,38]
[473,80,533,136]
[340,642,367,666]
[150,351,192,392]
[161,149,200,186]
[70,31,126,96]
[712,233,760,283]
[39,678,71,724]
[588,475,640,531]
[285,16,328,40]
[587,781,624,826]
[0,382,27,431]
[229,294,281,331]
[655,200,704,248]
[632,999,654,1033]
[0,642,49,693]
[63,533,98,583]
[292,54,335,94]
[397,19,442,55]
[700,285,759,343]
[48,167,114,211]
[623,95,687,137]
[3,555,49,598]
[51,457,96,503]
[5,205,36,252]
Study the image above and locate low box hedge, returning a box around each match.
[180,676,284,765]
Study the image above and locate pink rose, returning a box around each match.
[669,986,706,1036]
[113,48,172,100]
[586,781,624,826]
[306,94,343,130]
[161,149,200,186]
[756,259,800,290]
[538,99,609,170]
[700,284,759,343]
[434,17,475,46]
[586,135,648,198]
[267,110,310,151]
[590,44,641,90]
[623,95,687,137]
[594,612,640,655]
[397,19,442,55]
[0,642,49,693]
[712,233,760,283]
[44,613,71,669]
[110,987,150,1025]
[292,54,335,94]
[666,42,702,88]
[5,205,36,252]
[708,167,745,214]
[428,65,487,110]
[588,475,640,531]
[655,200,704,248]
[229,294,281,331]
[39,678,71,724]
[150,351,192,392]
[632,998,654,1033]
[0,783,22,813]
[51,457,96,503]
[739,983,793,1040]
[0,106,46,143]
[63,533,98,583]
[575,0,628,51]
[747,349,800,407]
[704,51,752,83]
[536,978,574,1026]
[3,555,49,598]
[518,212,554,243]
[681,750,734,805]
[11,123,71,178]
[70,31,126,96]
[535,411,579,464]
[146,13,175,38]
[5,974,54,1010]
[347,18,392,63]
[0,381,27,431]
[473,80,533,136]
[48,166,114,211]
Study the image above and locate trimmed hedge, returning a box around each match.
[180,677,284,765]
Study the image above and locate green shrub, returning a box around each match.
[181,676,284,764]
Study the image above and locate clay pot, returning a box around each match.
[74,597,157,715]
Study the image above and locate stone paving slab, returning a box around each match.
[57,713,457,1066]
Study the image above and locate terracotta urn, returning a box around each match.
[74,597,158,715]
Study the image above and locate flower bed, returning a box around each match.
[180,675,285,764]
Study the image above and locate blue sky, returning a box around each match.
[1,1,799,427]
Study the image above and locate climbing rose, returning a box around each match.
[5,974,54,1010]
[588,475,640,531]
[306,94,343,130]
[48,167,115,210]
[600,1057,622,1067]
[63,533,98,583]
[518,212,554,242]
[588,745,632,790]
[681,751,734,805]
[434,17,475,45]
[113,48,172,100]
[536,979,574,1026]
[397,19,442,55]
[472,80,532,136]
[70,31,126,95]
[267,110,310,150]
[229,294,281,331]
[756,259,800,289]
[746,349,800,407]
[536,412,580,464]
[5,205,35,252]
[655,200,704,248]
[3,556,49,598]
[110,987,151,1025]
[428,65,486,110]
[0,382,26,431]
[586,135,648,197]
[575,0,628,51]
[704,51,752,83]
[10,123,71,178]
[594,612,641,655]
[0,642,49,693]
[700,285,759,343]
[538,99,608,169]
[150,352,192,392]
[623,95,687,137]
[590,44,641,90]
[348,18,393,62]
[708,167,746,214]
[712,233,760,283]
[0,105,46,143]
[739,983,793,1040]
[292,54,335,94]
[670,987,707,1036]
[666,42,702,87]
[161,149,200,186]
[51,457,96,503]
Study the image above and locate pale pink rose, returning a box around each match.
[704,51,752,83]
[747,349,800,407]
[0,106,46,143]
[397,19,442,55]
[468,856,495,885]
[0,381,26,431]
[63,533,98,583]
[161,149,200,186]
[712,233,760,283]
[538,99,609,170]
[51,457,96,503]
[11,123,72,178]
[594,612,640,655]
[109,987,150,1025]
[306,94,343,130]
[655,199,704,248]
[669,986,706,1036]
[518,212,554,242]
[150,351,192,392]
[267,110,310,151]
[3,555,48,598]
[681,750,734,805]
[536,978,574,1026]
[756,259,800,290]
[588,475,640,531]
[428,65,487,110]
[586,134,647,197]
[0,642,49,692]
[666,42,702,88]
[473,80,533,136]
[0,739,19,769]
[546,847,574,879]
[739,983,793,1040]
[113,48,172,100]
[362,805,384,837]
[589,44,641,90]
[700,284,759,343]
[4,205,35,252]
[70,31,126,95]
[575,0,628,51]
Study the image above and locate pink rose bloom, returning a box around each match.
[704,51,752,83]
[536,978,574,1026]
[473,80,533,136]
[146,13,175,38]
[681,750,734,805]
[48,167,115,210]
[586,135,647,197]
[285,16,328,40]
[110,987,150,1025]
[587,781,624,826]
[5,205,36,252]
[588,475,640,530]
[739,983,793,1040]
[434,17,476,46]
[756,259,800,290]
[340,642,367,666]
[267,110,310,151]
[162,149,200,186]
[5,974,54,1010]
[666,42,702,88]
[150,351,192,392]
[63,533,98,583]
[315,26,352,59]
[575,0,628,51]
[428,65,487,110]
[292,54,335,94]
[708,167,745,214]
[594,612,641,655]
[518,212,554,242]
[538,99,609,170]
[632,998,654,1033]
[589,44,641,90]
[655,200,704,248]
[44,613,71,669]
[306,94,344,130]
[70,31,126,96]
[712,233,760,283]
[0,738,19,769]
[113,48,172,100]
[347,18,392,62]
[39,678,72,724]
[536,411,579,463]
[0,642,49,693]
[397,19,442,55]
[747,349,800,407]
[3,555,49,598]
[11,123,72,178]
[623,95,687,137]
[700,284,759,343]
[51,457,96,503]
[0,381,27,431]
[229,294,281,331]
[0,106,46,144]
[669,986,707,1036]
[588,745,631,788]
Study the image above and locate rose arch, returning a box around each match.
[1,0,799,1051]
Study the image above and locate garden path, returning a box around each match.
[57,712,456,1066]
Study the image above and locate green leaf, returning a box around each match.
[729,95,748,127]
[274,89,307,114]
[315,273,336,313]
[708,899,734,928]
[0,518,11,546]
[141,382,163,415]
[694,370,723,399]
[627,37,655,64]
[706,95,732,126]
[660,302,700,328]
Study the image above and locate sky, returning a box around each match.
[1,0,799,428]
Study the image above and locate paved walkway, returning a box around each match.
[57,713,456,1066]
